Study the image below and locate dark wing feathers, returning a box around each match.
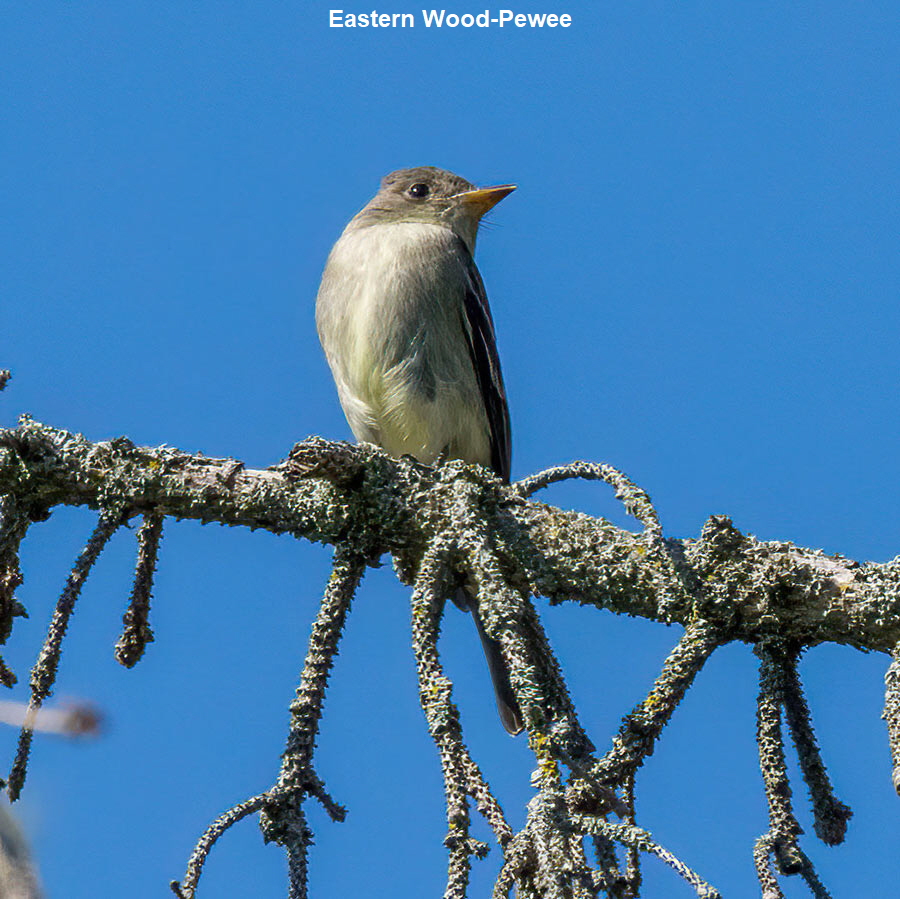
[455,239,512,483]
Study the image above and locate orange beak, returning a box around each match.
[455,184,517,217]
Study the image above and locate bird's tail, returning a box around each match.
[455,587,523,735]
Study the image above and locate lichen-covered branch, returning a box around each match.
[410,539,511,898]
[779,648,852,844]
[0,495,31,688]
[753,642,845,896]
[115,512,163,667]
[408,482,716,895]
[591,620,724,786]
[172,544,364,899]
[882,641,900,794]
[512,460,662,539]
[755,644,805,875]
[260,544,364,897]
[0,417,896,898]
[7,506,125,800]
[575,818,720,899]
[2,419,896,654]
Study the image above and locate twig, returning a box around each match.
[8,506,124,800]
[170,792,270,898]
[172,544,365,899]
[513,461,662,539]
[753,832,784,899]
[268,543,364,805]
[591,832,626,896]
[0,495,32,687]
[592,620,724,785]
[755,643,804,874]
[753,831,832,899]
[575,817,721,898]
[795,846,833,898]
[524,792,595,899]
[779,648,851,844]
[622,772,641,897]
[882,640,900,794]
[456,493,595,763]
[410,538,512,898]
[115,512,164,667]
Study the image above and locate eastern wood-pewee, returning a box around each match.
[316,166,522,734]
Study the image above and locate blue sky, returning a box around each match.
[2,2,900,896]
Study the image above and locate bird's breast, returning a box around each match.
[318,222,460,376]
[315,222,489,466]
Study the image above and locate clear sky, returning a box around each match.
[3,2,900,897]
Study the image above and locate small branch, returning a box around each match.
[3,420,899,654]
[286,819,313,899]
[755,644,804,873]
[755,642,841,896]
[592,620,724,785]
[520,792,596,899]
[170,793,270,898]
[492,848,521,899]
[591,833,626,897]
[517,593,596,762]
[753,833,785,899]
[115,512,164,668]
[622,773,641,897]
[410,538,511,898]
[173,545,365,899]
[575,817,721,898]
[455,490,595,763]
[882,640,900,794]
[513,461,662,539]
[779,648,852,844]
[795,848,834,899]
[266,543,365,808]
[0,496,27,628]
[7,506,124,800]
[0,495,32,688]
[753,832,832,899]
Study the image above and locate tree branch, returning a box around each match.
[1,417,896,898]
[1,419,894,651]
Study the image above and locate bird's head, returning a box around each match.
[352,166,516,252]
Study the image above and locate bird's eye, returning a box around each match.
[408,183,430,199]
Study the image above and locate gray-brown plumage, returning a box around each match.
[316,166,522,734]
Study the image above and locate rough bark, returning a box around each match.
[1,416,895,898]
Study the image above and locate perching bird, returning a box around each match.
[315,166,522,734]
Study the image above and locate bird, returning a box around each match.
[315,166,523,734]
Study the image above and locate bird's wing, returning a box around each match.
[455,239,512,483]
